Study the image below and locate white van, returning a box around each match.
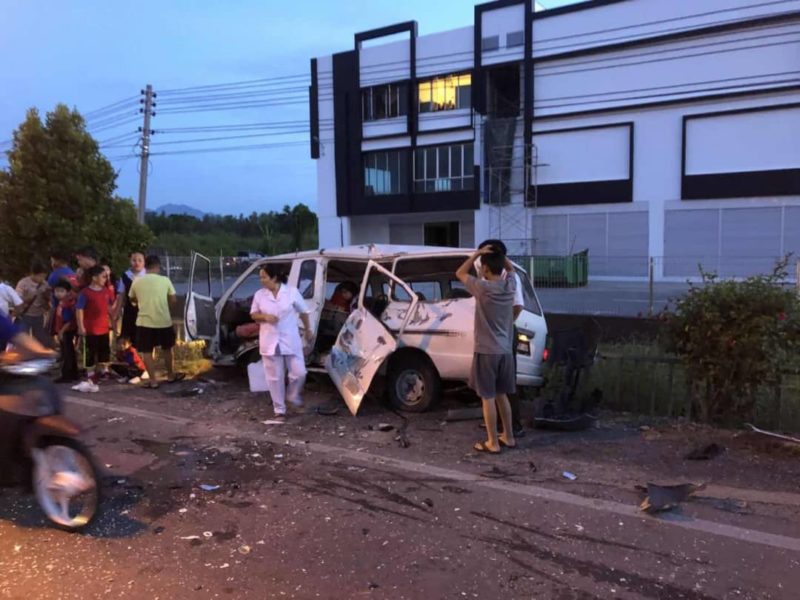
[185,245,547,415]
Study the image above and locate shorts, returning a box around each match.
[136,326,176,353]
[85,334,111,366]
[469,353,516,400]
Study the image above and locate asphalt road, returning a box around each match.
[1,378,799,599]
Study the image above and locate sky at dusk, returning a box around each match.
[1,0,579,216]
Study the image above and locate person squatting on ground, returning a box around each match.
[110,337,146,384]
[456,245,517,454]
[76,265,113,387]
[52,279,79,383]
[250,263,313,423]
[128,255,182,388]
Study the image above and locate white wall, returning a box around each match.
[685,106,800,175]
[533,0,800,57]
[416,27,473,79]
[363,117,408,140]
[534,21,800,117]
[360,38,409,87]
[533,125,630,184]
[315,55,337,225]
[418,109,472,133]
[481,3,525,66]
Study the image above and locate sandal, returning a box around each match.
[166,373,186,384]
[142,381,160,389]
[499,438,517,449]
[473,441,501,454]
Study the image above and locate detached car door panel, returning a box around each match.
[325,260,418,416]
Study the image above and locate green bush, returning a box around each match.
[661,258,800,425]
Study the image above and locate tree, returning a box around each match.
[0,105,152,280]
[661,258,800,424]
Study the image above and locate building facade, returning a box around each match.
[309,0,800,280]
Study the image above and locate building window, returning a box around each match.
[418,73,471,113]
[362,82,408,121]
[364,150,407,196]
[413,143,474,192]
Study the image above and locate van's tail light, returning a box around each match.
[542,348,550,363]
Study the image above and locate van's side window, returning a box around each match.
[298,260,316,300]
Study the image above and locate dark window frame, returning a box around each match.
[413,142,474,193]
[418,72,472,113]
[361,81,409,122]
[363,149,408,196]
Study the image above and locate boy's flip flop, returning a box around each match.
[499,439,517,449]
[473,441,501,454]
[166,373,186,383]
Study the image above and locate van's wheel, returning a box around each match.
[387,353,440,413]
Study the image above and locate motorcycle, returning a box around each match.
[0,354,100,531]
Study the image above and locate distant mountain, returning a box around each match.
[153,204,206,219]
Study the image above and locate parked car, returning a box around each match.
[184,245,547,414]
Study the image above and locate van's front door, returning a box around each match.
[184,251,217,341]
[325,260,418,416]
[292,257,325,356]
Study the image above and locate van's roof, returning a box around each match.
[266,244,473,262]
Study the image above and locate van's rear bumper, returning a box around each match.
[516,374,544,387]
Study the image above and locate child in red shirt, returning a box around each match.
[110,337,146,383]
[76,265,112,383]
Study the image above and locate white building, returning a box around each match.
[308,0,800,280]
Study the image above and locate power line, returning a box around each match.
[147,138,332,157]
[88,111,141,130]
[537,35,800,77]
[83,95,140,118]
[534,0,799,46]
[89,116,143,135]
[149,130,311,146]
[157,72,309,95]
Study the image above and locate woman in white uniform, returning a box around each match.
[250,264,313,422]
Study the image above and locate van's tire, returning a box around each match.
[386,352,441,413]
[236,349,262,368]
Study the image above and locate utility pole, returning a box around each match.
[137,84,156,224]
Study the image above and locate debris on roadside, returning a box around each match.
[562,471,577,481]
[163,382,210,397]
[199,484,220,492]
[695,497,751,515]
[745,423,800,445]
[377,423,394,432]
[685,443,724,461]
[638,482,706,513]
[238,545,251,555]
[528,461,538,473]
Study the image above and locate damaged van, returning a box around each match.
[184,245,547,415]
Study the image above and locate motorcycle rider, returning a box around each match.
[0,312,52,359]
